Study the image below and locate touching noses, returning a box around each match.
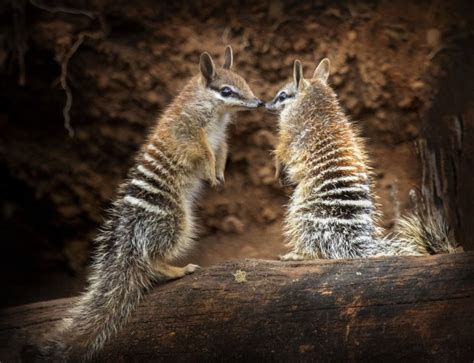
[264,101,278,113]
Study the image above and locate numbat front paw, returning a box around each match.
[184,264,201,274]
[217,173,225,185]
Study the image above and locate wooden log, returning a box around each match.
[1,253,474,362]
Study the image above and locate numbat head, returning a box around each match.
[265,58,330,115]
[198,46,264,111]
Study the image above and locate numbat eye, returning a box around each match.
[220,87,233,97]
[278,92,288,102]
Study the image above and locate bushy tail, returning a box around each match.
[366,189,458,257]
[38,255,155,361]
[394,209,458,255]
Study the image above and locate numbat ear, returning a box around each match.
[223,45,233,69]
[200,52,216,83]
[312,58,330,83]
[293,59,303,90]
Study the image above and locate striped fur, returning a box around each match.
[38,46,262,361]
[267,58,456,260]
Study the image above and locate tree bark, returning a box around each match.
[1,253,473,362]
[418,33,474,251]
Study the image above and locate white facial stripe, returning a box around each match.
[215,93,244,102]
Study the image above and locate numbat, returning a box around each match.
[39,46,263,361]
[266,58,456,260]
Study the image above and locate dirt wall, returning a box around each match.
[0,0,471,307]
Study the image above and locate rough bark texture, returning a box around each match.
[1,253,473,362]
[418,32,474,251]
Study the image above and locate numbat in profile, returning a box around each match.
[266,58,457,260]
[39,46,263,361]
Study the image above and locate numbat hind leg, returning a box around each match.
[153,261,201,280]
[279,251,307,261]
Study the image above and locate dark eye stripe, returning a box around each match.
[276,92,293,102]
[220,87,232,97]
[209,86,244,100]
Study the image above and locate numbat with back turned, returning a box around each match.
[38,46,263,361]
[266,58,457,260]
